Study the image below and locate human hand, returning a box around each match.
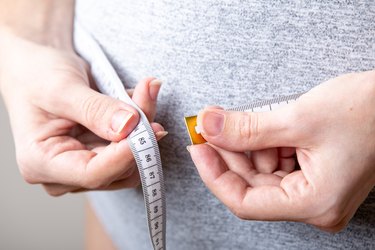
[0,29,166,196]
[189,71,375,232]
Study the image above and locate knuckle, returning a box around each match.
[315,209,343,229]
[236,112,258,141]
[324,216,341,229]
[19,167,37,184]
[230,204,247,220]
[16,151,38,184]
[81,95,111,127]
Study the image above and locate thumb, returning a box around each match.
[52,84,139,142]
[197,106,298,151]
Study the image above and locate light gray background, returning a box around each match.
[0,97,84,250]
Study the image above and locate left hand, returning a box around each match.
[188,70,375,232]
[0,28,165,196]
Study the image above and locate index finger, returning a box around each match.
[132,77,161,122]
[189,144,305,221]
[46,138,135,189]
[39,123,165,189]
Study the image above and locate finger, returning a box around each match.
[273,170,289,178]
[76,131,108,145]
[151,122,167,137]
[47,83,140,142]
[39,123,166,188]
[115,164,137,180]
[104,169,141,190]
[71,174,142,193]
[45,139,134,188]
[74,169,142,192]
[75,124,166,189]
[127,88,134,98]
[197,105,300,151]
[279,158,295,173]
[41,124,165,196]
[78,122,167,151]
[43,169,141,196]
[78,123,166,154]
[189,144,246,210]
[42,183,78,197]
[279,147,296,158]
[251,148,279,174]
[189,144,299,221]
[212,145,282,187]
[132,77,161,122]
[208,144,257,181]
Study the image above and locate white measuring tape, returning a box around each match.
[228,93,302,112]
[74,22,166,250]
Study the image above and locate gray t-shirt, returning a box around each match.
[75,1,375,249]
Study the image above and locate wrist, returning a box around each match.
[0,0,75,50]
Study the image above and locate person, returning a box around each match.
[0,0,374,249]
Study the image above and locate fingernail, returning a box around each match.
[149,79,162,101]
[127,88,134,97]
[155,131,168,141]
[199,110,224,136]
[112,110,134,134]
[186,146,191,153]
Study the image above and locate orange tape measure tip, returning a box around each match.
[184,115,207,145]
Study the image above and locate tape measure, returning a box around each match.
[185,93,303,145]
[74,22,166,250]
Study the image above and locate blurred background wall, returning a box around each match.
[0,98,84,250]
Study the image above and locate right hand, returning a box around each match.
[189,71,375,232]
[0,28,166,196]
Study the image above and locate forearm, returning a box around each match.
[0,0,75,50]
[0,0,75,95]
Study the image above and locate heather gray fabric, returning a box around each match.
[75,1,375,249]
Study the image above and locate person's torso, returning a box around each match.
[76,1,375,249]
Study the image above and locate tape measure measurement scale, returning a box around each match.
[74,22,166,250]
[185,93,303,145]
